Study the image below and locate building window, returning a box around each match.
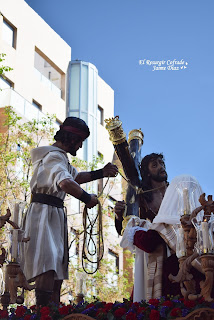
[32,100,42,111]
[107,250,119,287]
[98,105,104,125]
[0,76,13,89]
[2,18,16,48]
[97,152,104,194]
[69,227,78,267]
[34,48,64,99]
[98,179,103,196]
[107,197,115,217]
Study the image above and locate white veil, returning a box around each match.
[152,174,203,225]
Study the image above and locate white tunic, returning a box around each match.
[21,146,78,281]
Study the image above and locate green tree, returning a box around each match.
[0,106,56,205]
[0,53,13,85]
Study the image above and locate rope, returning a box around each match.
[118,171,166,194]
[81,178,109,275]
[80,171,165,274]
[81,200,104,274]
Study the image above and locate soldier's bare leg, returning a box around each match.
[52,280,63,304]
[35,270,55,306]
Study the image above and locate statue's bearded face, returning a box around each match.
[147,157,168,182]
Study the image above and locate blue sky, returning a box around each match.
[25,0,214,196]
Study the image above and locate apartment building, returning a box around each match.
[0,0,125,303]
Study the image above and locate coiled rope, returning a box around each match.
[118,171,166,194]
[81,178,109,274]
[81,171,164,274]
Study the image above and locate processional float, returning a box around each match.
[0,204,34,309]
[105,116,214,305]
[169,193,214,302]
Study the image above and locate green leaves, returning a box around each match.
[0,53,13,77]
[0,107,56,204]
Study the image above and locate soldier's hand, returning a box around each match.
[86,194,98,209]
[103,163,118,178]
[114,200,126,221]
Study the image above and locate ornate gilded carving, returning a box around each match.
[0,292,10,311]
[105,116,126,145]
[128,129,144,145]
[176,308,214,320]
[169,193,214,302]
[180,215,196,257]
[199,255,214,302]
[0,206,34,307]
[0,208,19,229]
[0,248,6,266]
[6,262,35,304]
[169,253,199,300]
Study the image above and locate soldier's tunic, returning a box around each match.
[21,146,78,282]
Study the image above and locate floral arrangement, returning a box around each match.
[0,296,214,320]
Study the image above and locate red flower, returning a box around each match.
[40,307,50,316]
[58,305,69,315]
[126,312,137,320]
[149,309,160,320]
[162,300,174,308]
[96,308,107,317]
[114,307,127,318]
[15,306,26,317]
[132,302,140,308]
[24,315,31,320]
[66,304,74,312]
[104,302,113,311]
[170,308,181,317]
[184,300,196,308]
[0,310,8,318]
[137,307,146,314]
[30,305,36,311]
[148,299,159,307]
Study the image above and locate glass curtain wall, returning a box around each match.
[67,61,98,272]
[67,61,98,163]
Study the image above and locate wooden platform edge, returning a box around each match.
[176,307,214,320]
[63,308,214,320]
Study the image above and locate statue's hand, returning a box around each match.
[114,201,126,221]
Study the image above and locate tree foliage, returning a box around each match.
[0,53,13,82]
[0,106,56,205]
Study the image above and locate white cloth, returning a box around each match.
[120,216,151,253]
[21,146,78,281]
[120,216,150,301]
[153,174,203,225]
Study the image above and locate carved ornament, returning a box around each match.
[105,116,126,145]
[128,129,144,145]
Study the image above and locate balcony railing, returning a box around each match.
[0,87,59,130]
[34,68,62,98]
